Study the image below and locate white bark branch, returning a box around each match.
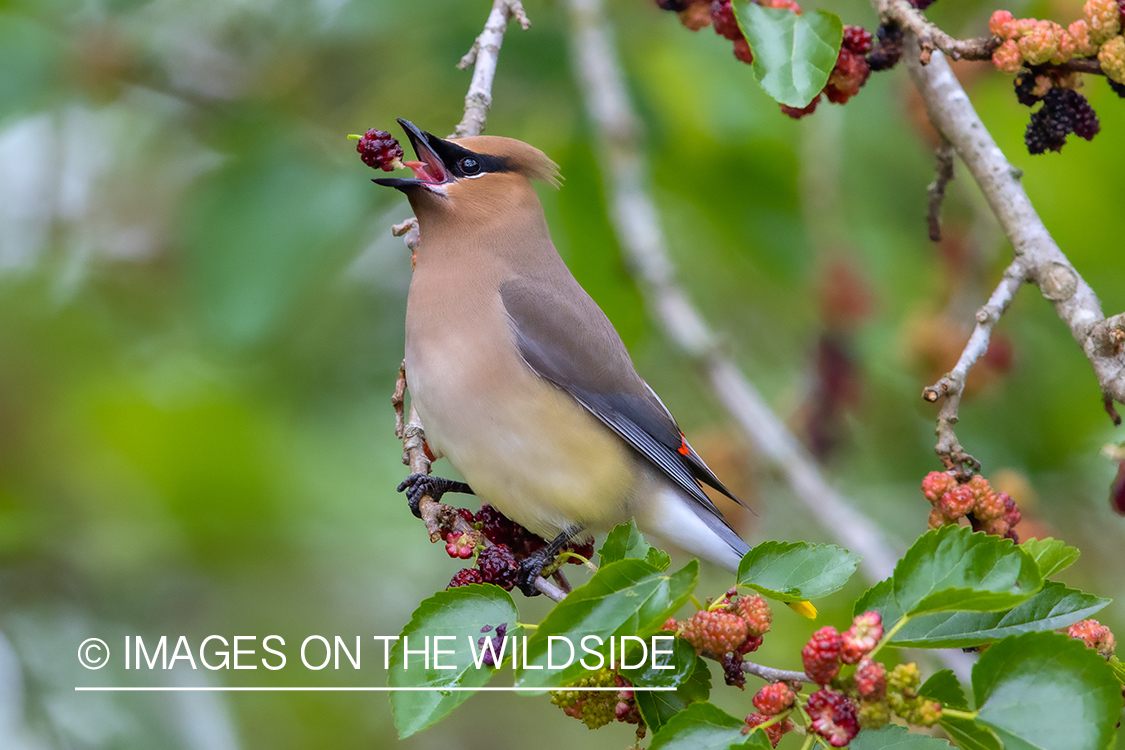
[452,0,530,139]
[565,0,898,583]
[902,39,1125,429]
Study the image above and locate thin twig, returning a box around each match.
[565,0,898,583]
[926,139,955,242]
[874,0,1110,78]
[921,261,1027,474]
[742,661,811,684]
[901,38,1125,417]
[452,0,530,139]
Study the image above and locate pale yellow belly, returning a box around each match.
[405,330,638,541]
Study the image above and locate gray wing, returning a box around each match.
[498,276,747,520]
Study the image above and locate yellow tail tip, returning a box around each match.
[787,600,818,619]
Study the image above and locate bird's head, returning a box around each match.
[372,119,559,218]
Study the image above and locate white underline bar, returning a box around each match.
[75,686,676,692]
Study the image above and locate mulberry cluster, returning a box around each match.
[753,682,796,714]
[1068,618,1117,658]
[866,22,905,71]
[673,593,772,659]
[1025,87,1101,153]
[550,671,640,731]
[885,663,943,727]
[986,2,1124,153]
[921,471,1022,539]
[841,611,884,664]
[354,129,404,171]
[806,689,860,747]
[446,568,484,589]
[476,544,520,590]
[802,626,844,684]
[781,24,873,118]
[653,0,880,117]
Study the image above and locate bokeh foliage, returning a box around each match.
[0,0,1121,747]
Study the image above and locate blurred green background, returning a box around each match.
[0,0,1122,747]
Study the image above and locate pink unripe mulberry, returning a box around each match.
[989,10,1018,39]
[992,39,1023,73]
[1068,20,1101,56]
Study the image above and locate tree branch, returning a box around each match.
[922,261,1027,473]
[565,0,899,583]
[389,1,562,602]
[742,661,811,684]
[452,0,530,139]
[901,38,1125,425]
[926,139,954,242]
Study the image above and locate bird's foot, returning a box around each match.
[516,528,580,597]
[396,474,474,519]
[516,548,553,597]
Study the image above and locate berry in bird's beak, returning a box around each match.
[352,128,405,171]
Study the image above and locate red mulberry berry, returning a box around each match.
[825,48,870,104]
[744,713,792,747]
[732,36,754,64]
[711,0,742,40]
[939,485,976,521]
[356,129,404,171]
[444,531,475,559]
[802,626,843,684]
[477,544,520,590]
[842,25,874,55]
[474,504,518,545]
[1068,619,1116,657]
[735,594,773,637]
[753,683,796,715]
[780,93,821,119]
[921,471,956,503]
[855,657,887,701]
[807,689,860,747]
[841,611,883,664]
[680,609,749,655]
[447,568,484,589]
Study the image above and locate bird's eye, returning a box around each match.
[458,157,481,175]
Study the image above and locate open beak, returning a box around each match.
[372,119,451,191]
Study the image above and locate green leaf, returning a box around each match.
[973,631,1121,750]
[632,652,713,732]
[649,701,770,750]
[940,716,1003,750]
[389,584,522,738]
[1020,537,1080,578]
[920,669,968,710]
[855,525,1042,621]
[599,520,651,564]
[1109,655,1125,685]
[624,635,697,688]
[736,540,860,602]
[734,3,843,108]
[517,559,698,687]
[850,724,957,748]
[884,582,1109,648]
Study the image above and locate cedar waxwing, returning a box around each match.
[377,119,751,593]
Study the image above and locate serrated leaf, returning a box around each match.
[940,716,1003,750]
[389,584,521,738]
[856,525,1042,621]
[973,631,1121,750]
[516,559,697,687]
[734,3,843,108]
[850,724,957,748]
[649,701,770,750]
[885,582,1109,648]
[1020,537,1080,578]
[599,520,651,564]
[635,655,712,732]
[920,669,968,710]
[736,540,860,602]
